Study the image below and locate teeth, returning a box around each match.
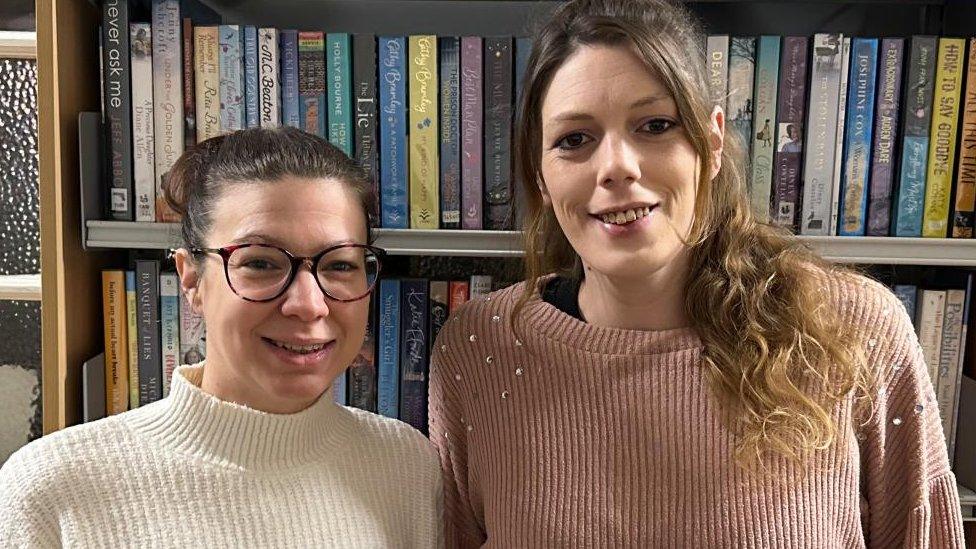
[600,206,652,225]
[271,340,326,354]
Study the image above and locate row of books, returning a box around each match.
[708,33,976,239]
[100,0,531,232]
[89,266,495,434]
[891,273,975,459]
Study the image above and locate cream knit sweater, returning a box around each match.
[0,364,442,548]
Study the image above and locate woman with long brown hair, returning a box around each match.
[428,0,963,546]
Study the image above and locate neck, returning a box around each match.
[577,256,689,331]
[200,352,320,414]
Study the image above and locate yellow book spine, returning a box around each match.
[194,26,221,143]
[922,38,965,237]
[952,38,976,238]
[126,273,139,409]
[408,35,439,229]
[101,270,129,415]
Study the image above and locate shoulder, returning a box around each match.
[437,281,528,345]
[819,268,909,333]
[339,407,439,478]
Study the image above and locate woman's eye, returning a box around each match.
[242,260,278,271]
[323,261,358,273]
[641,118,676,134]
[554,132,591,150]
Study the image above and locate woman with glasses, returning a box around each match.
[0,127,442,547]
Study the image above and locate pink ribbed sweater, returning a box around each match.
[428,272,965,548]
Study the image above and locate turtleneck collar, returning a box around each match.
[125,363,352,471]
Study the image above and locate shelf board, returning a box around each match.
[86,221,976,265]
[0,274,41,301]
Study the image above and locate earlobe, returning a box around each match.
[709,105,726,180]
[537,177,552,207]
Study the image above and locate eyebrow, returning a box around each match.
[230,232,358,250]
[548,94,672,122]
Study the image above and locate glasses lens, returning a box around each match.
[226,245,291,301]
[317,246,380,300]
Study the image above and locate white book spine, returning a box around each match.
[160,273,181,397]
[829,38,852,236]
[706,35,730,113]
[917,289,947,391]
[194,27,221,142]
[936,289,966,447]
[151,0,184,215]
[259,28,281,127]
[130,23,156,223]
[469,275,492,299]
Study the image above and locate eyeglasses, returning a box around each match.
[191,243,385,303]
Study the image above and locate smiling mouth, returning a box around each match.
[263,338,329,355]
[593,205,656,225]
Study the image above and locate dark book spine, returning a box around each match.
[353,34,379,224]
[484,37,514,230]
[439,37,461,229]
[136,260,162,406]
[399,279,428,433]
[770,36,809,231]
[428,281,449,354]
[512,37,533,230]
[182,17,196,148]
[102,0,134,221]
[460,36,483,230]
[867,38,905,236]
[348,293,378,412]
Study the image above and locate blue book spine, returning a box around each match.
[327,33,353,155]
[379,37,409,229]
[243,26,259,128]
[377,279,401,419]
[838,38,879,236]
[893,284,918,323]
[332,371,347,406]
[280,30,301,129]
[399,279,429,433]
[218,25,245,132]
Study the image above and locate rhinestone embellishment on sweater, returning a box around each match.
[915,404,924,413]
[486,356,493,364]
[469,334,477,342]
[492,315,501,323]
[501,391,510,400]
[515,367,524,376]
[892,417,903,426]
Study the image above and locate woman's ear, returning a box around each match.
[708,105,725,181]
[174,248,204,315]
[538,176,552,207]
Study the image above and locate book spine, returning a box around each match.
[469,275,492,299]
[159,272,181,397]
[125,270,139,409]
[102,0,134,221]
[515,37,532,111]
[513,37,533,230]
[922,38,966,238]
[893,284,918,321]
[194,26,220,142]
[706,35,730,112]
[82,354,106,423]
[348,296,377,412]
[449,281,470,313]
[409,35,440,229]
[279,30,299,129]
[102,270,129,415]
[429,280,449,353]
[800,33,844,236]
[179,286,206,364]
[461,36,484,230]
[151,0,183,223]
[353,34,379,218]
[130,23,156,224]
[440,37,461,229]
[379,37,408,228]
[136,260,162,406]
[484,37,513,230]
[728,37,756,180]
[377,279,401,419]
[948,274,974,457]
[259,28,281,128]
[829,37,853,235]
[327,33,353,155]
[771,36,809,231]
[918,289,947,388]
[332,372,347,406]
[952,38,976,238]
[895,36,939,237]
[399,279,429,432]
[749,36,780,222]
[936,289,966,446]
[244,25,259,128]
[866,38,905,236]
[839,38,879,236]
[182,17,196,148]
[299,31,326,137]
[218,25,245,132]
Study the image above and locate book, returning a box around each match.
[838,38,879,236]
[866,38,905,236]
[151,0,184,223]
[894,36,939,237]
[917,289,947,388]
[800,33,845,236]
[429,280,449,353]
[348,296,377,413]
[377,279,401,419]
[280,30,300,129]
[936,288,966,449]
[829,37,853,236]
[299,31,326,138]
[727,37,756,176]
[82,353,106,423]
[706,35,730,112]
[749,36,780,222]
[484,37,513,230]
[379,36,408,229]
[922,38,966,238]
[333,371,347,406]
[102,0,134,221]
[353,33,379,215]
[243,25,259,128]
[948,274,974,457]
[470,275,492,299]
[182,17,196,148]
[101,270,129,415]
[461,36,484,230]
[409,35,440,229]
[952,38,976,238]
[179,286,206,364]
[193,26,220,142]
[399,279,429,432]
[125,270,139,409]
[449,280,469,313]
[130,23,156,223]
[513,36,533,229]
[893,284,918,321]
[771,36,809,230]
[259,28,281,128]
[327,33,353,155]
[160,272,181,397]
[136,260,163,405]
[439,36,462,229]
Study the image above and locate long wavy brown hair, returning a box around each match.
[513,0,873,467]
